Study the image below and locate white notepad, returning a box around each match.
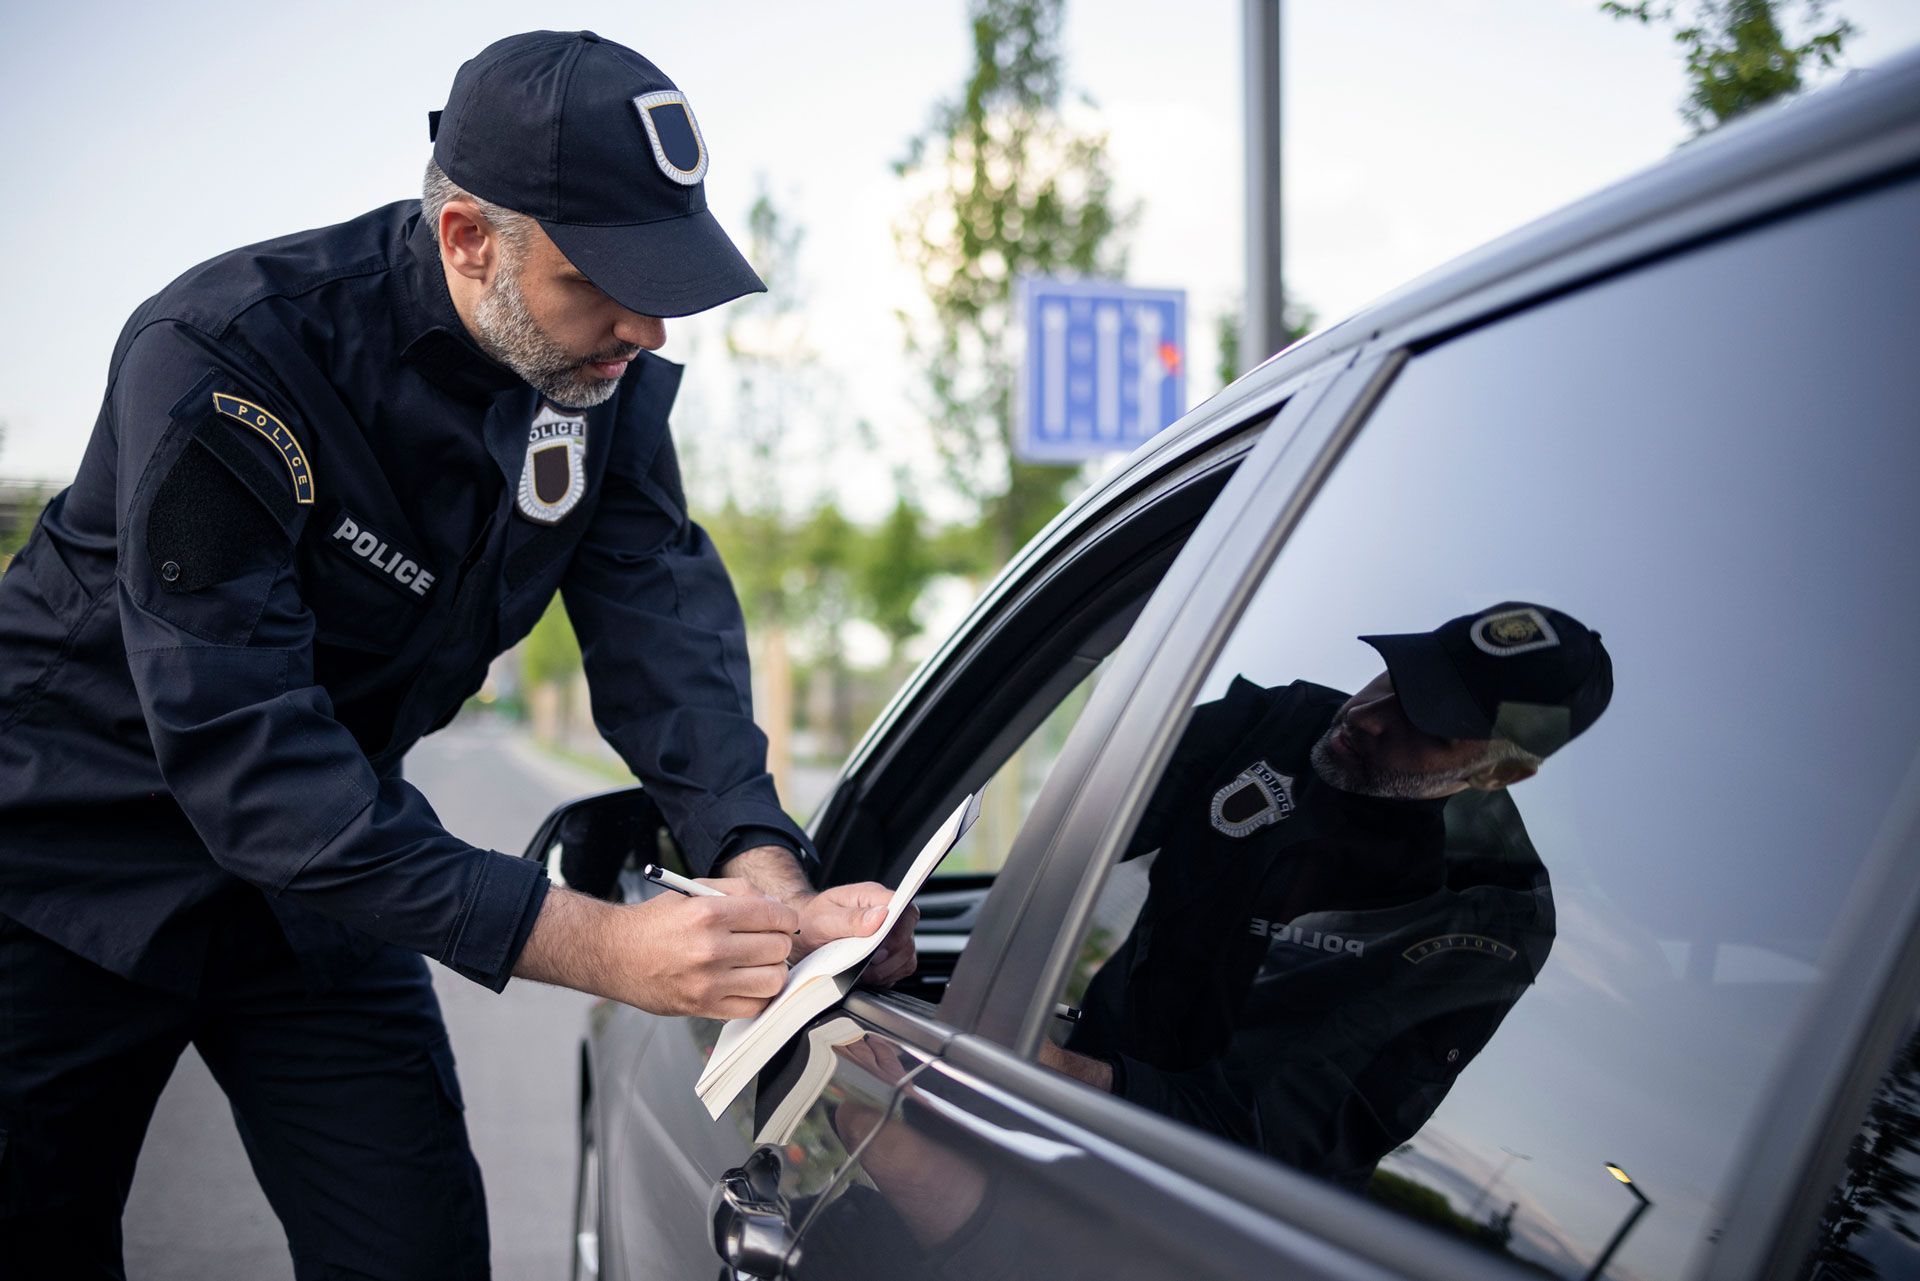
[695,792,980,1118]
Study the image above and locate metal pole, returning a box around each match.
[1242,0,1285,369]
[1582,1182,1652,1281]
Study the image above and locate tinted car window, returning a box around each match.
[1042,174,1920,1280]
[954,655,1112,875]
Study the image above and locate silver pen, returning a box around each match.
[643,864,726,898]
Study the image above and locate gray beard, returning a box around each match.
[1308,724,1478,801]
[471,261,623,409]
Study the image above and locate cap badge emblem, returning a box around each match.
[632,90,709,186]
[517,404,588,525]
[1210,760,1295,838]
[1470,607,1560,657]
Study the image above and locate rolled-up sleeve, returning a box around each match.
[113,320,545,991]
[561,416,814,878]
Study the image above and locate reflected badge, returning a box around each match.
[1210,759,1295,838]
[517,404,588,525]
[1470,606,1560,657]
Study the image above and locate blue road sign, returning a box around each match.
[1016,277,1187,464]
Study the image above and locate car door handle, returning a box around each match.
[710,1148,795,1279]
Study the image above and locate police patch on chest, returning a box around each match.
[1210,760,1296,838]
[517,404,588,525]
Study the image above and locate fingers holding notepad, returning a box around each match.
[622,890,799,1020]
[795,883,921,986]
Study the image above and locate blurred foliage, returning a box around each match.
[1602,0,1856,133]
[894,0,1139,564]
[520,595,581,690]
[1367,1169,1522,1257]
[1213,300,1319,387]
[0,424,56,569]
[861,497,940,666]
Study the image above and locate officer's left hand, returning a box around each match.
[793,883,919,987]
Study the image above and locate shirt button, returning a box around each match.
[160,561,181,583]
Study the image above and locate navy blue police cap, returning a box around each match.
[1359,602,1614,758]
[429,30,764,318]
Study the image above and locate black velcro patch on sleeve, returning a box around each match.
[147,438,288,593]
[194,415,300,532]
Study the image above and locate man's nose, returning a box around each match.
[1345,694,1394,737]
[615,313,667,351]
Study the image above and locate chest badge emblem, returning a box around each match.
[1210,759,1296,838]
[517,404,588,525]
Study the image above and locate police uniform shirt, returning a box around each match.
[0,202,813,995]
[1069,677,1555,1185]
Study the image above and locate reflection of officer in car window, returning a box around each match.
[1041,602,1614,1188]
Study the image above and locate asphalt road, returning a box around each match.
[122,716,604,1281]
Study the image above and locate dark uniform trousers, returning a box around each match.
[0,899,488,1281]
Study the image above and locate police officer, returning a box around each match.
[0,31,915,1280]
[1042,603,1614,1188]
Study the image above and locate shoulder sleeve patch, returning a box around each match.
[212,392,314,505]
[146,436,292,594]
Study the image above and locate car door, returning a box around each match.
[792,166,1920,1281]
[738,361,1375,1279]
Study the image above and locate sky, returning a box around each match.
[2,0,1917,514]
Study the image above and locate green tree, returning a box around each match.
[519,595,581,690]
[704,186,828,787]
[1602,0,1857,133]
[895,0,1138,568]
[858,494,940,672]
[796,502,862,752]
[709,181,819,638]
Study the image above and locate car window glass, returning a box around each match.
[1798,1010,1920,1279]
[949,655,1113,876]
[1040,175,1920,1281]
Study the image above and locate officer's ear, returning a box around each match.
[438,200,502,285]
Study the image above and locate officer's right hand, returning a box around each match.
[618,887,798,1019]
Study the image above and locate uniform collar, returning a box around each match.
[397,210,526,403]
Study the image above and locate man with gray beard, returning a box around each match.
[0,31,914,1278]
[1041,603,1613,1189]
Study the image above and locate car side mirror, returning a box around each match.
[521,787,668,903]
